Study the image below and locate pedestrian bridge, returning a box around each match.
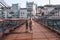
[3,20,60,40]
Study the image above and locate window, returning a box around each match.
[21,12,22,14]
[23,12,24,14]
[21,12,22,16]
[21,12,24,16]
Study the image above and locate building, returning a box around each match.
[19,8,27,18]
[26,2,37,18]
[0,0,10,18]
[0,9,3,18]
[2,7,12,18]
[0,7,17,18]
[6,7,14,18]
[12,3,21,18]
[47,5,60,19]
[44,5,55,15]
[36,6,44,16]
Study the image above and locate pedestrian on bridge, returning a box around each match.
[29,18,32,32]
[25,18,32,33]
[25,20,28,33]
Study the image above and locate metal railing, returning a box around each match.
[35,8,60,34]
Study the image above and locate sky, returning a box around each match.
[4,0,60,8]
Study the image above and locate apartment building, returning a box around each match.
[20,8,27,18]
[26,2,37,18]
[12,3,21,18]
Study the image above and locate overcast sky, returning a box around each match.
[4,0,60,8]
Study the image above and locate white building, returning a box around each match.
[7,7,14,18]
[2,7,18,18]
[2,7,12,18]
[0,0,10,18]
[0,9,3,18]
[26,2,37,18]
[44,5,55,15]
[36,6,44,16]
[20,8,27,18]
[37,6,41,14]
[12,3,21,18]
[47,5,60,19]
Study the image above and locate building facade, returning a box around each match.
[44,5,55,15]
[0,0,10,18]
[36,6,44,16]
[19,8,27,18]
[12,3,21,18]
[0,9,3,18]
[26,2,37,18]
[3,7,12,18]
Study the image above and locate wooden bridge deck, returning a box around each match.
[4,20,60,40]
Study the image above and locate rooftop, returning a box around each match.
[38,6,44,8]
[20,8,27,10]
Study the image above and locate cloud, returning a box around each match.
[4,0,60,7]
